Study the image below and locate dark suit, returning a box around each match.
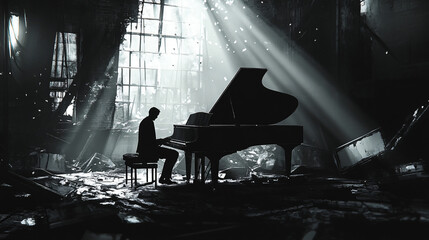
[137,116,178,180]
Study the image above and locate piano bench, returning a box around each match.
[123,153,158,188]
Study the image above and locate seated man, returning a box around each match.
[137,107,178,184]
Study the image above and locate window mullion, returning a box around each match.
[54,33,60,78]
[157,0,165,54]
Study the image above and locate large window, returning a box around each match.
[115,0,205,133]
[50,32,78,115]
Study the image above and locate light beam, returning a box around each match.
[201,0,376,148]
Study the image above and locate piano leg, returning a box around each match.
[185,151,192,183]
[194,153,204,183]
[205,153,221,186]
[211,158,219,186]
[201,155,205,181]
[279,144,298,177]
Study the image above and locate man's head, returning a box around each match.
[148,107,160,120]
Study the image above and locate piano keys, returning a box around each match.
[164,68,303,184]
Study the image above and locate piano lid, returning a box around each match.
[209,68,298,125]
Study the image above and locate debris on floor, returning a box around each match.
[2,168,429,240]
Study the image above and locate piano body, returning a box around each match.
[164,68,303,184]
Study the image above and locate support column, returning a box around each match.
[1,1,9,168]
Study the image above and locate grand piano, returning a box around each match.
[164,68,303,184]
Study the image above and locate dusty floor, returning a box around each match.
[2,169,429,240]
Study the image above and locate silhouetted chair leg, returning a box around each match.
[123,153,158,189]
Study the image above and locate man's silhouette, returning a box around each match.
[137,107,178,184]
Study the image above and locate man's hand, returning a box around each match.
[156,137,171,145]
[163,136,171,142]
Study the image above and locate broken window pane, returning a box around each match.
[164,6,181,22]
[122,68,130,85]
[131,35,141,51]
[144,20,160,34]
[142,3,160,18]
[119,51,130,67]
[143,36,159,53]
[123,86,130,99]
[130,69,141,85]
[50,32,78,112]
[130,52,140,68]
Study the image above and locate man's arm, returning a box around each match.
[156,137,170,145]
